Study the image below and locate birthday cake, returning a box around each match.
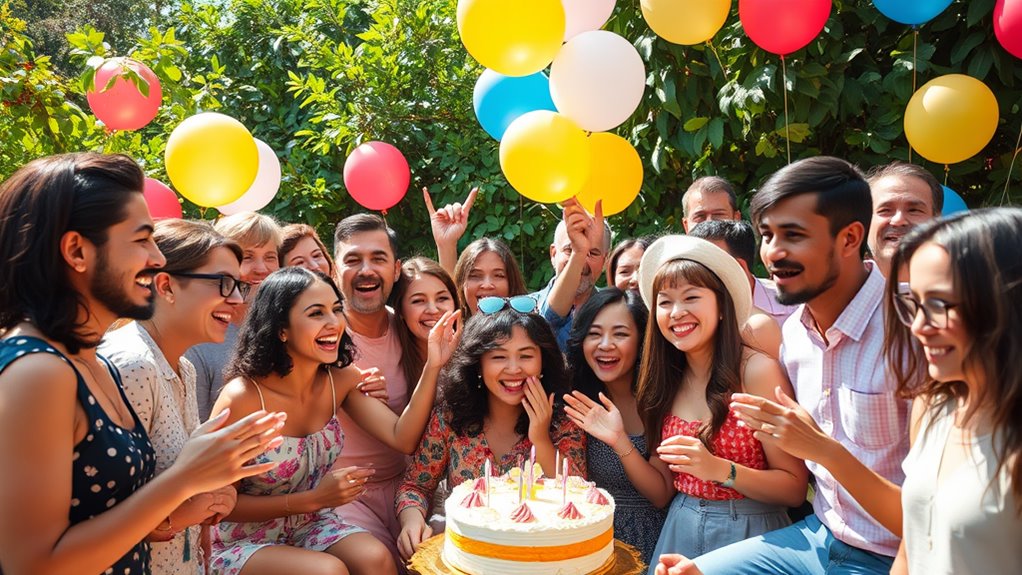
[442,466,615,575]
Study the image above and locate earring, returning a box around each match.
[539,373,544,380]
[476,374,482,389]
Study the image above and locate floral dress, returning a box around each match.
[395,407,587,518]
[210,375,365,575]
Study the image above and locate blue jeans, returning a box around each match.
[692,515,895,575]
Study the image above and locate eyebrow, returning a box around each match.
[761,222,808,232]
[135,224,155,234]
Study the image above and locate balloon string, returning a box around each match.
[381,209,389,227]
[519,193,525,275]
[943,164,949,187]
[199,206,207,220]
[1001,121,1022,206]
[910,28,918,163]
[781,55,791,165]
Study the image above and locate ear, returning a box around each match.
[60,230,89,273]
[840,221,866,258]
[681,217,691,233]
[153,272,174,299]
[393,258,402,278]
[549,243,557,261]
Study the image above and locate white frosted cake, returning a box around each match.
[442,470,615,575]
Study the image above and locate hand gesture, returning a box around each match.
[310,465,376,510]
[170,409,286,495]
[563,391,625,449]
[202,485,238,525]
[656,434,727,484]
[356,367,389,405]
[425,309,462,371]
[730,386,834,462]
[561,198,605,258]
[522,376,554,446]
[397,509,433,561]
[424,187,478,248]
[655,554,703,575]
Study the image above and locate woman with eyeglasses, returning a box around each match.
[394,300,587,561]
[100,219,249,575]
[885,208,1022,575]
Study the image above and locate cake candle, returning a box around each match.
[555,451,561,486]
[518,460,525,503]
[561,458,569,505]
[484,458,492,507]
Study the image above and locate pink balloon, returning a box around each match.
[562,0,616,42]
[87,58,162,131]
[217,139,282,215]
[739,0,832,56]
[143,178,182,220]
[343,141,410,212]
[995,0,1022,60]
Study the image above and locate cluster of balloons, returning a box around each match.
[461,0,643,214]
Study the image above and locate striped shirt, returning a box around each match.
[779,263,910,557]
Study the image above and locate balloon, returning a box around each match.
[142,178,182,220]
[499,111,591,204]
[550,30,646,132]
[457,0,565,76]
[904,74,999,165]
[575,133,643,216]
[343,141,410,212]
[641,0,731,45]
[562,0,616,42]
[165,113,259,207]
[995,0,1022,60]
[739,0,832,56]
[86,58,162,131]
[873,0,952,25]
[941,186,969,215]
[474,70,558,141]
[217,139,282,215]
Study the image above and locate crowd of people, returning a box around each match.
[0,152,1018,575]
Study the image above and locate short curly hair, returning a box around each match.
[225,267,356,380]
[440,309,570,437]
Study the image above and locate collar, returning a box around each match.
[799,262,884,343]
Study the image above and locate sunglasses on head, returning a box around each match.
[477,295,538,315]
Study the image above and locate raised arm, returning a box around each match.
[544,199,603,318]
[424,187,478,276]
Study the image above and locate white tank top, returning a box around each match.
[901,400,1021,574]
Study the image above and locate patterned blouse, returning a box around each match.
[662,409,767,501]
[395,407,588,516]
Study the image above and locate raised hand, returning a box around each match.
[730,386,834,462]
[521,376,554,446]
[563,391,625,449]
[425,309,463,371]
[656,434,728,484]
[356,367,389,405]
[424,186,478,248]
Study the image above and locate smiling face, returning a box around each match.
[165,246,245,344]
[400,273,456,342]
[757,193,842,306]
[284,235,332,276]
[868,175,937,275]
[89,193,166,320]
[240,241,280,287]
[282,278,346,366]
[612,245,644,293]
[336,230,400,316]
[655,277,720,357]
[683,189,741,232]
[550,225,606,297]
[463,250,510,313]
[907,242,968,383]
[481,325,543,407]
[583,301,640,385]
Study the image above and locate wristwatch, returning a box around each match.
[717,461,737,488]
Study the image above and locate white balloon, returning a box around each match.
[549,30,646,133]
[562,0,616,42]
[217,138,282,215]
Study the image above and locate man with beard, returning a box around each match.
[531,198,611,351]
[654,157,910,575]
[331,213,409,568]
[865,162,942,279]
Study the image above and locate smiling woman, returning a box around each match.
[391,257,461,394]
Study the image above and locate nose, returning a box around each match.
[505,356,524,373]
[598,332,614,349]
[890,208,909,226]
[226,284,245,304]
[669,302,686,319]
[148,242,166,269]
[909,305,936,337]
[425,298,439,314]
[627,272,638,290]
[761,236,785,265]
[326,310,342,328]
[480,275,495,289]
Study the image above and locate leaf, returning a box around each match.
[967,0,995,27]
[683,117,709,132]
[951,31,985,65]
[164,65,182,82]
[708,117,724,150]
[776,123,810,144]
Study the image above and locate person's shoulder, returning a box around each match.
[0,342,78,401]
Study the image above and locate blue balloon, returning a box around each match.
[873,0,953,25]
[473,69,557,141]
[942,185,969,215]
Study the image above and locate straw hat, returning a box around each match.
[638,234,753,327]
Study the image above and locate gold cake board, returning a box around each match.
[408,534,645,575]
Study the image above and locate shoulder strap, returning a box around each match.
[250,379,267,411]
[326,368,337,411]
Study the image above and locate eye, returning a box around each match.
[332,305,344,314]
[614,331,630,338]
[586,330,601,338]
[309,310,323,317]
[685,296,701,302]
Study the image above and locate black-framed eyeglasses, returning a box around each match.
[168,272,251,300]
[478,295,538,315]
[893,293,958,329]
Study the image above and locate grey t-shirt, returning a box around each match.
[184,322,238,421]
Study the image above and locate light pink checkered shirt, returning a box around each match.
[753,277,800,326]
[779,263,910,557]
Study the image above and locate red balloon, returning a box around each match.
[86,58,162,131]
[995,0,1022,60]
[143,177,182,220]
[343,141,410,212]
[739,0,832,56]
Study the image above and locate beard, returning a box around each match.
[90,248,156,320]
[773,250,840,306]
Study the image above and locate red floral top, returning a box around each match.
[395,407,588,516]
[661,409,766,501]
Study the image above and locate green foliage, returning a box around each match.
[2,0,1021,290]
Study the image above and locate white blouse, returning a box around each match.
[100,322,202,575]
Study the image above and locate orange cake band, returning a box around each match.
[446,528,614,562]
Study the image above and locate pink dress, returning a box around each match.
[210,376,364,575]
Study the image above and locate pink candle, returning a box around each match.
[518,460,525,503]
[555,451,561,485]
[561,458,569,505]
[484,459,492,507]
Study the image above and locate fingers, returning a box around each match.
[463,187,478,214]
[195,408,231,435]
[593,199,604,231]
[423,187,436,216]
[774,386,800,409]
[561,392,590,414]
[731,393,785,416]
[225,410,287,442]
[597,392,616,412]
[563,405,586,427]
[659,434,700,447]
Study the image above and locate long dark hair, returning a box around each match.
[225,267,356,380]
[453,237,527,318]
[885,207,1022,512]
[567,288,648,401]
[635,258,745,451]
[390,257,461,388]
[0,153,145,353]
[441,309,569,437]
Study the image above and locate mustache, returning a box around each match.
[768,259,804,273]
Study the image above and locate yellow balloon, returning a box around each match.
[457,0,565,76]
[641,0,731,45]
[905,74,999,165]
[165,112,259,207]
[576,133,643,216]
[500,111,591,204]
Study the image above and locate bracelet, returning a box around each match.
[155,515,173,532]
[718,461,737,488]
[613,441,635,458]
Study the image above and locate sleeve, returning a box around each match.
[395,408,452,516]
[553,415,588,480]
[107,353,160,433]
